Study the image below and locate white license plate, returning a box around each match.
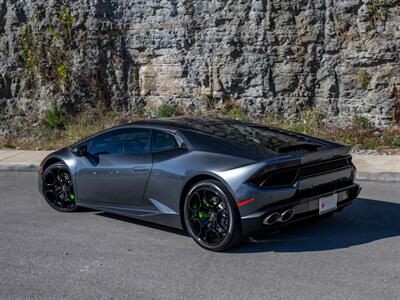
[319,194,338,215]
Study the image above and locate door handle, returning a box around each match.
[132,166,149,172]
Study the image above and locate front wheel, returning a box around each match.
[42,162,79,212]
[183,180,243,251]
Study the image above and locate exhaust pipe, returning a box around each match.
[263,209,296,225]
[280,209,295,223]
[263,212,281,225]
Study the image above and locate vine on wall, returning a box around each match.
[18,5,74,92]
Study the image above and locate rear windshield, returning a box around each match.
[184,120,304,150]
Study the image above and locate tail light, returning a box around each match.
[252,157,352,189]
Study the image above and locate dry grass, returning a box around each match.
[1,106,400,153]
[0,110,140,150]
[261,109,400,152]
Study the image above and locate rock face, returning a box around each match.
[0,0,399,133]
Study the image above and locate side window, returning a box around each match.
[89,129,150,155]
[152,131,179,152]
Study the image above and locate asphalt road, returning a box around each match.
[0,172,399,299]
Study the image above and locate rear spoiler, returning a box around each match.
[299,145,351,165]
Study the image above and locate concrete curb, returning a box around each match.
[0,163,40,171]
[356,172,400,182]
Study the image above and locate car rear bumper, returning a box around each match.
[240,183,361,235]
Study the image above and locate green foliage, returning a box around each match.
[366,1,387,21]
[367,2,375,15]
[134,106,145,117]
[227,107,246,120]
[156,104,176,118]
[56,64,68,81]
[299,108,325,133]
[29,7,45,22]
[391,134,400,148]
[2,141,15,149]
[356,67,371,89]
[17,5,74,91]
[354,115,372,129]
[377,8,387,20]
[14,125,23,134]
[59,6,74,39]
[360,137,379,149]
[284,108,325,135]
[131,71,140,90]
[383,131,400,148]
[202,93,217,110]
[42,107,65,129]
[59,7,74,24]
[18,25,37,70]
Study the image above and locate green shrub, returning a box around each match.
[354,115,372,129]
[202,93,217,110]
[2,141,15,149]
[134,106,145,117]
[59,6,74,39]
[56,64,68,81]
[360,137,379,150]
[156,104,176,118]
[42,107,65,129]
[390,134,400,148]
[284,108,325,135]
[227,107,246,120]
[131,71,139,90]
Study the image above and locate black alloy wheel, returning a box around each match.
[184,180,243,251]
[42,163,78,212]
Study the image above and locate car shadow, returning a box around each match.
[95,197,400,253]
[96,211,189,237]
[231,197,400,253]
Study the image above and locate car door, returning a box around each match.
[75,128,152,206]
[144,130,189,211]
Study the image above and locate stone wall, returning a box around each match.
[0,0,399,133]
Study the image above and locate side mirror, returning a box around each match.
[72,145,88,157]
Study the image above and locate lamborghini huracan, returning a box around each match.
[39,117,361,251]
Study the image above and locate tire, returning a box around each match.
[183,180,243,251]
[42,162,79,212]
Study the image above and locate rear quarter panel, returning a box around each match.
[144,150,260,213]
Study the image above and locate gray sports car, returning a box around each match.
[39,117,361,251]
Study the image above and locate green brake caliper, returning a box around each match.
[192,196,209,219]
[192,210,207,219]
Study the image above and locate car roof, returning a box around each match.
[71,117,245,146]
[127,117,247,131]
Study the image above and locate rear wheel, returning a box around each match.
[42,162,78,212]
[183,180,243,251]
